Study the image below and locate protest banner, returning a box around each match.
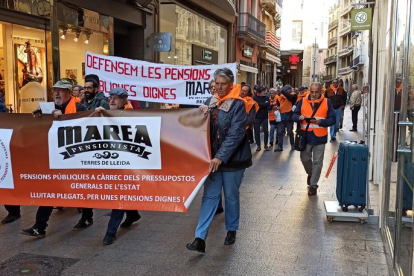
[0,109,211,212]
[85,51,237,105]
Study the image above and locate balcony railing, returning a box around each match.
[323,75,334,82]
[324,55,337,64]
[339,20,351,36]
[238,13,266,43]
[329,20,339,31]
[265,31,281,51]
[340,2,352,16]
[328,37,338,46]
[338,47,353,57]
[338,66,353,75]
[350,55,364,69]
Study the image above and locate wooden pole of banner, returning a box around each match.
[325,152,338,179]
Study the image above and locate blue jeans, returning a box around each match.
[330,108,342,139]
[195,169,245,240]
[269,123,277,144]
[106,210,139,235]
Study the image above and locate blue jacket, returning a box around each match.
[205,97,252,171]
[0,95,7,113]
[292,96,336,145]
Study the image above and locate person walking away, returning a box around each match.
[275,85,297,151]
[395,77,403,112]
[186,68,252,253]
[94,88,140,245]
[241,84,258,144]
[268,88,279,147]
[21,80,87,238]
[253,87,270,151]
[349,84,362,131]
[292,82,336,196]
[325,78,346,142]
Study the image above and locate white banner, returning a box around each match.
[48,117,162,170]
[85,52,237,105]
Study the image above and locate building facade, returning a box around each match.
[324,4,339,85]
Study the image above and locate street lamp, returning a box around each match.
[312,27,318,82]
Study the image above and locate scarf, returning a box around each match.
[396,85,403,93]
[308,94,326,109]
[209,84,242,112]
[64,96,77,114]
[330,84,338,93]
[243,96,259,113]
[124,101,133,110]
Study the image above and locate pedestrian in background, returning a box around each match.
[349,84,362,132]
[186,68,252,253]
[253,86,270,151]
[72,85,83,102]
[325,78,346,142]
[293,82,336,196]
[275,85,297,152]
[241,84,258,144]
[268,88,279,147]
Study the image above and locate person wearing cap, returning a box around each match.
[21,80,86,238]
[253,86,270,151]
[275,84,297,152]
[82,74,109,111]
[93,87,140,245]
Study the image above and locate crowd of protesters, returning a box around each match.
[0,69,362,252]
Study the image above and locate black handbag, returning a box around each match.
[294,102,321,151]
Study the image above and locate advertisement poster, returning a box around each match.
[0,109,211,212]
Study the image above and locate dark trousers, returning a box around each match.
[352,106,361,130]
[254,118,269,147]
[107,210,140,235]
[34,206,54,231]
[81,208,93,221]
[277,120,294,148]
[4,205,20,216]
[247,127,254,143]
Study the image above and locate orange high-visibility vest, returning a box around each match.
[300,96,329,137]
[268,96,278,121]
[296,91,309,104]
[278,93,295,113]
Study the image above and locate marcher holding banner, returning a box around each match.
[21,80,87,238]
[186,68,252,253]
[96,87,141,245]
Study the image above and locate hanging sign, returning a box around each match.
[351,8,372,31]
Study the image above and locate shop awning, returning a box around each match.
[261,52,282,66]
[239,64,258,74]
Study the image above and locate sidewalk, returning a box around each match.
[0,109,390,276]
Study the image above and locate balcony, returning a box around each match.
[338,66,353,75]
[340,2,353,16]
[329,20,339,31]
[238,13,266,44]
[324,55,337,65]
[339,20,351,36]
[323,75,334,82]
[261,0,282,16]
[350,55,364,69]
[338,47,353,57]
[263,31,281,54]
[328,37,338,47]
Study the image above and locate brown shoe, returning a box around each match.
[256,147,261,152]
[307,175,311,186]
[308,186,317,196]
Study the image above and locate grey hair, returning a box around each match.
[73,85,83,90]
[352,84,358,89]
[214,68,234,83]
[269,88,277,92]
[310,82,322,90]
[209,79,215,86]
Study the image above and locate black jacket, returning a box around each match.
[325,86,347,110]
[0,95,7,113]
[253,95,270,120]
[205,97,252,171]
[81,92,109,110]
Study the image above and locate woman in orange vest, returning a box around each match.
[292,82,336,196]
[240,84,258,144]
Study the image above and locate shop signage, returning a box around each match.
[351,8,372,31]
[242,45,253,58]
[0,110,210,212]
[150,33,172,52]
[192,45,218,65]
[290,65,297,70]
[85,52,236,105]
[58,3,110,33]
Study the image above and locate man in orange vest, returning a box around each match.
[292,82,336,196]
[275,85,297,151]
[268,88,279,147]
[21,80,87,238]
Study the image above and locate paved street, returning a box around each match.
[0,110,390,276]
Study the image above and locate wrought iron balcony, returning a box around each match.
[328,37,338,46]
[238,13,266,44]
[324,55,337,64]
[340,2,352,16]
[338,66,353,75]
[338,47,353,57]
[350,55,364,69]
[339,20,351,36]
[323,75,334,82]
[329,20,339,31]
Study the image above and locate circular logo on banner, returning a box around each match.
[0,139,11,184]
[355,12,368,24]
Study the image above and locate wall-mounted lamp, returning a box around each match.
[84,33,92,44]
[60,28,67,39]
[73,30,81,42]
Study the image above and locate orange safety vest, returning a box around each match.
[243,96,259,114]
[296,91,309,104]
[268,96,278,121]
[300,95,329,137]
[278,93,294,114]
[65,96,78,114]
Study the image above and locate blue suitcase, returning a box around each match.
[336,142,368,212]
[403,155,414,215]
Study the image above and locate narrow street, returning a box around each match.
[0,109,390,276]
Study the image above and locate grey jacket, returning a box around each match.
[81,92,109,110]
